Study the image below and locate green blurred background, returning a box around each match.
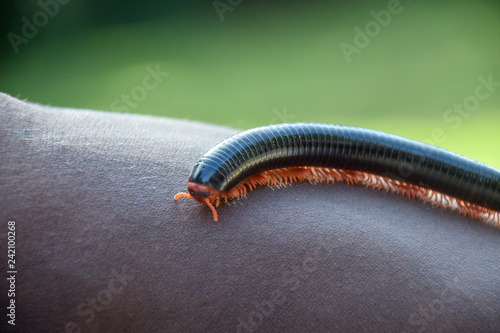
[1,0,499,167]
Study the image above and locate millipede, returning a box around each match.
[174,123,500,227]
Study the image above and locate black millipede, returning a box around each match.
[174,123,500,226]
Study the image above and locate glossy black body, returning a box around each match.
[188,123,500,211]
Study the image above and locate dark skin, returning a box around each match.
[1,92,500,333]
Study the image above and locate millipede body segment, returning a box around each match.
[174,123,500,226]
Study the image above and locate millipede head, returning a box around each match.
[174,181,222,221]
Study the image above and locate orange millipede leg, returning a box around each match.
[174,192,191,200]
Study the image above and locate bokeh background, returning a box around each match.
[1,0,499,167]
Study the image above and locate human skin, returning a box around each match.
[1,92,499,332]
